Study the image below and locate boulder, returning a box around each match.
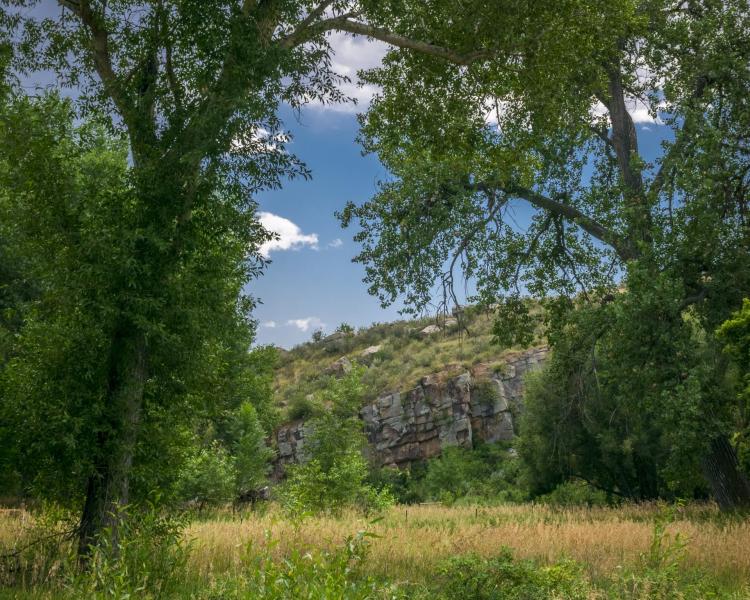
[325,356,352,377]
[443,317,458,329]
[358,344,383,365]
[420,324,441,336]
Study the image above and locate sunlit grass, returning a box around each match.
[185,502,750,588]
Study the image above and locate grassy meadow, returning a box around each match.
[2,502,749,598]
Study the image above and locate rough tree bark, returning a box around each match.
[701,435,750,510]
[77,326,147,562]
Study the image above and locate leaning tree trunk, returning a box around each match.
[78,326,148,564]
[701,435,750,511]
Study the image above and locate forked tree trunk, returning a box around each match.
[78,327,148,564]
[701,435,750,511]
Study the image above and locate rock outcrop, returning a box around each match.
[273,346,548,475]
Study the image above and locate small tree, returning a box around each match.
[232,402,274,498]
[335,322,355,335]
[280,369,391,515]
[176,443,235,509]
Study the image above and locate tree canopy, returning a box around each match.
[340,0,750,506]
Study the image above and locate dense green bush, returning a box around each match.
[536,480,611,507]
[433,550,591,600]
[231,402,275,498]
[200,530,406,600]
[176,443,236,508]
[369,442,523,505]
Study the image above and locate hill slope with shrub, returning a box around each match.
[273,304,545,421]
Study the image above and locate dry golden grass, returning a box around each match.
[185,502,750,586]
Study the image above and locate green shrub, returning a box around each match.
[69,507,190,599]
[607,507,734,600]
[433,550,591,600]
[418,443,524,503]
[231,402,274,498]
[286,392,319,421]
[176,442,236,508]
[279,369,393,516]
[536,480,611,507]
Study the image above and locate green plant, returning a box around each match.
[66,505,190,599]
[201,528,405,599]
[336,322,355,335]
[279,370,393,516]
[536,480,611,507]
[231,403,274,499]
[176,443,236,509]
[433,550,591,600]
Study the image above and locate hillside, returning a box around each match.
[273,304,545,422]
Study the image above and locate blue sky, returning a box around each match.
[250,103,406,348]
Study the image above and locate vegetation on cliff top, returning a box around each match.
[274,302,545,420]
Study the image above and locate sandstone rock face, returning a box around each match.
[272,346,548,476]
[360,346,548,466]
[273,420,311,479]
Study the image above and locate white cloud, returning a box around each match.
[261,320,277,328]
[328,238,343,248]
[258,212,319,257]
[286,317,325,332]
[590,96,665,125]
[308,31,389,114]
[231,127,290,154]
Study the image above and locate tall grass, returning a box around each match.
[186,502,750,588]
[1,502,748,598]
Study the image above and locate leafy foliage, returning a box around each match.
[176,443,237,508]
[434,550,591,600]
[279,369,393,515]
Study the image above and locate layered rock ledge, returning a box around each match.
[273,346,548,476]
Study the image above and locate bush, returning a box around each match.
[0,504,189,598]
[231,402,274,498]
[536,480,610,507]
[176,442,236,508]
[433,550,591,600]
[201,529,406,599]
[69,506,190,599]
[418,443,524,504]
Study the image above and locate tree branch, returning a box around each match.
[649,74,712,199]
[502,184,637,261]
[58,0,130,119]
[279,0,337,49]
[284,16,494,65]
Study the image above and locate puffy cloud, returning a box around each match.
[261,320,277,328]
[286,317,325,332]
[328,238,343,248]
[590,96,665,125]
[258,212,319,257]
[309,31,389,113]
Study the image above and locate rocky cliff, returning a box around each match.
[273,346,548,476]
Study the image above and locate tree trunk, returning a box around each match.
[701,435,750,510]
[78,326,148,564]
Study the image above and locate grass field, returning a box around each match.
[188,502,750,586]
[2,502,749,598]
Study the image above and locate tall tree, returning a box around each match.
[339,0,750,506]
[3,0,504,557]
